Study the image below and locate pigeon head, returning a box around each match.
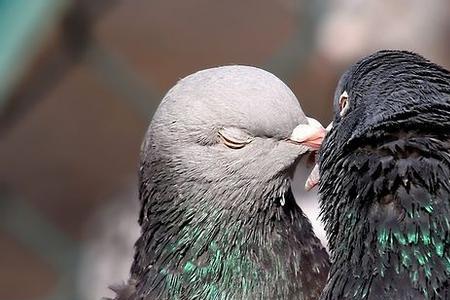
[318,51,450,299]
[322,50,450,155]
[141,65,324,203]
[129,65,329,300]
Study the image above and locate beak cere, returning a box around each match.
[289,117,326,150]
[289,119,332,191]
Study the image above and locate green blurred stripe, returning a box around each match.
[0,0,69,111]
[264,0,326,83]
[85,43,162,118]
[0,195,79,300]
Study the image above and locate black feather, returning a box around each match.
[319,50,450,299]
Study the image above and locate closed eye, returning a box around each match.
[218,127,253,149]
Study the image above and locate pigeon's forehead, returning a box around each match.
[335,50,450,108]
[157,65,306,138]
[343,50,430,87]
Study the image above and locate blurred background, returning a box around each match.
[0,0,449,299]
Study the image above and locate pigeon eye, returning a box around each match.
[339,91,349,116]
[218,127,253,149]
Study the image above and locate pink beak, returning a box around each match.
[288,117,326,151]
[305,163,320,191]
[303,122,333,191]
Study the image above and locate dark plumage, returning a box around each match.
[318,50,450,299]
[113,66,330,300]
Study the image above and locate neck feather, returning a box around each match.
[131,178,329,300]
[320,135,450,299]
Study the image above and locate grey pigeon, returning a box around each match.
[112,65,330,300]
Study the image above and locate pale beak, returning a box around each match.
[305,163,320,191]
[289,117,326,151]
[304,122,333,191]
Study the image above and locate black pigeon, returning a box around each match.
[318,50,450,299]
[113,65,330,300]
